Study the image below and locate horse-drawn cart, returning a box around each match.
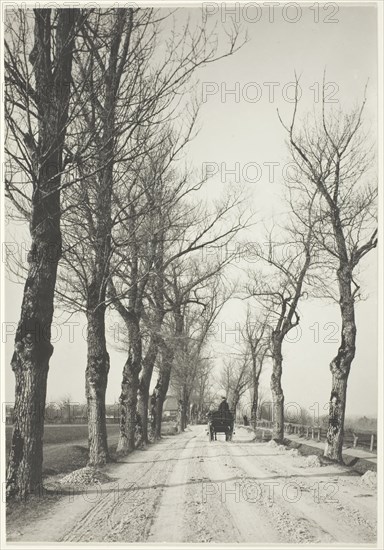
[207,410,234,441]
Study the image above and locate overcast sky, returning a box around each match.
[3,3,378,417]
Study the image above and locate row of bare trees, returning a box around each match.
[4,7,247,499]
[232,78,377,462]
[4,7,377,501]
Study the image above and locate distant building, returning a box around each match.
[163,395,178,420]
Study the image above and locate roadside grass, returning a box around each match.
[5,424,121,477]
[5,421,178,478]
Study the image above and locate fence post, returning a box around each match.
[306,426,309,438]
[370,434,374,452]
[311,428,314,439]
[353,434,358,448]
[317,429,321,442]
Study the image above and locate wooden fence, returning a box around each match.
[253,420,377,453]
[283,422,377,453]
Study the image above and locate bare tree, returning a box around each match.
[169,273,230,430]
[247,216,315,441]
[110,166,248,451]
[151,259,233,439]
[58,7,245,461]
[279,77,378,461]
[219,355,251,414]
[189,357,215,421]
[56,8,154,466]
[241,307,270,429]
[5,8,81,499]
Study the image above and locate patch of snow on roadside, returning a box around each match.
[359,470,377,489]
[59,466,112,486]
[294,454,321,468]
[287,448,299,457]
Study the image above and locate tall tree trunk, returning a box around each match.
[140,235,165,442]
[137,388,150,444]
[324,371,349,462]
[270,333,284,442]
[82,11,131,465]
[251,378,259,430]
[117,318,142,454]
[6,9,78,499]
[149,389,157,439]
[232,393,240,421]
[154,371,170,439]
[86,304,110,465]
[138,333,161,443]
[154,388,165,440]
[155,345,174,439]
[85,168,112,465]
[324,267,356,462]
[117,360,140,453]
[180,385,189,431]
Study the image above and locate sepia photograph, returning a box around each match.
[0,1,382,548]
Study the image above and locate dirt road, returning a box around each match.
[7,425,377,544]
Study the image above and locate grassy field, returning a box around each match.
[5,422,177,478]
[5,423,119,448]
[5,424,121,477]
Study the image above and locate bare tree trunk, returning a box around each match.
[324,269,356,462]
[7,350,50,499]
[155,371,170,439]
[117,319,142,454]
[154,391,165,439]
[180,386,189,431]
[281,96,377,463]
[86,304,110,465]
[251,379,259,430]
[155,345,174,439]
[149,389,157,439]
[117,361,140,453]
[232,391,240,417]
[79,11,133,465]
[6,9,78,499]
[325,371,349,461]
[270,333,284,442]
[137,388,150,444]
[138,333,161,443]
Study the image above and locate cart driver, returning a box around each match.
[218,395,230,415]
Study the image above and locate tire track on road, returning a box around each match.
[181,428,243,543]
[63,431,197,542]
[228,435,375,543]
[202,435,282,543]
[147,432,199,542]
